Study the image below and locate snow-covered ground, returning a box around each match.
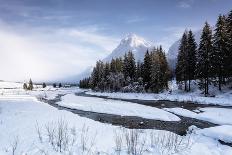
[164,107,232,125]
[57,94,180,121]
[0,81,232,154]
[86,81,232,106]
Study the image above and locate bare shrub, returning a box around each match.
[37,118,75,153]
[35,120,98,154]
[80,124,97,154]
[150,131,192,155]
[11,136,19,155]
[55,118,69,152]
[35,121,43,143]
[45,122,55,147]
[124,129,147,155]
[114,129,123,155]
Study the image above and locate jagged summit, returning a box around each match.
[103,33,153,62]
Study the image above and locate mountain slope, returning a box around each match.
[103,34,153,62]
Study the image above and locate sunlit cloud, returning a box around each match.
[0,21,119,82]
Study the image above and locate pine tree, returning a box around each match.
[226,10,232,77]
[115,58,123,73]
[196,22,213,96]
[42,82,46,88]
[212,15,229,90]
[123,53,129,78]
[127,51,136,80]
[104,63,110,79]
[123,51,136,81]
[110,59,117,73]
[176,32,188,91]
[23,83,27,90]
[28,79,33,90]
[143,50,152,90]
[158,46,170,90]
[150,50,161,93]
[187,30,197,91]
[53,83,56,88]
[135,61,143,81]
[90,60,104,90]
[59,83,62,88]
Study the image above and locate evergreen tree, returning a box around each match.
[143,50,152,90]
[176,32,188,91]
[196,22,213,96]
[187,30,197,91]
[28,79,33,90]
[212,15,229,90]
[226,10,232,77]
[123,51,136,81]
[90,60,104,90]
[149,46,170,93]
[59,83,62,88]
[115,58,123,73]
[158,46,170,89]
[23,83,27,90]
[110,59,117,73]
[42,82,46,88]
[135,61,143,81]
[53,83,56,88]
[104,63,110,79]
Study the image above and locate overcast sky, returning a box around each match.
[0,0,231,82]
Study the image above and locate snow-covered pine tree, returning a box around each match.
[176,32,188,91]
[196,22,213,96]
[212,15,229,90]
[187,30,197,91]
[143,49,152,90]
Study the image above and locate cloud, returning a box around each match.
[126,16,146,24]
[0,22,119,82]
[177,0,194,8]
[156,26,200,52]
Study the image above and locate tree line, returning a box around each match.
[23,79,63,90]
[176,10,232,96]
[79,47,171,93]
[80,10,232,95]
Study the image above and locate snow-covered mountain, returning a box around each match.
[63,34,153,83]
[103,34,153,62]
[167,30,202,71]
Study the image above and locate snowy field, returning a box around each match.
[0,81,232,154]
